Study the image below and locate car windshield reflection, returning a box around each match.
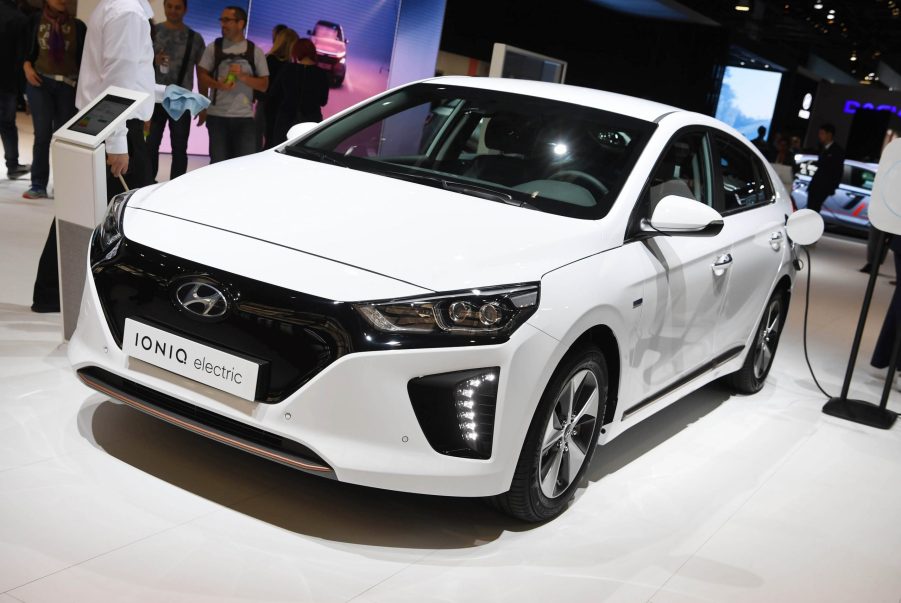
[285,83,656,219]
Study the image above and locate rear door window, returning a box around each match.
[713,134,774,213]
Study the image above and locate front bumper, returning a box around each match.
[69,266,559,497]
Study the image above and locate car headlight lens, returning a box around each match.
[354,284,539,336]
[99,190,134,252]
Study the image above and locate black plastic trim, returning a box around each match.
[408,368,500,459]
[90,238,522,403]
[622,346,744,419]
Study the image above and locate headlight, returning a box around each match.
[354,283,539,337]
[98,190,134,252]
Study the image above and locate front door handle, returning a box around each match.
[712,253,733,277]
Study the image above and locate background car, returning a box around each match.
[308,20,347,87]
[70,77,798,522]
[791,154,877,234]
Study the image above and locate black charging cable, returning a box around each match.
[800,247,835,399]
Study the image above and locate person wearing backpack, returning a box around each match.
[197,5,268,163]
[146,0,206,180]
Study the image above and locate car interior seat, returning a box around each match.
[465,114,538,186]
[648,142,698,212]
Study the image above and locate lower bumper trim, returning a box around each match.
[77,366,335,477]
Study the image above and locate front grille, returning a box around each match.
[78,366,334,476]
[92,239,357,403]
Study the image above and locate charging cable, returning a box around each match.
[800,247,834,398]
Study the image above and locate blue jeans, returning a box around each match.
[146,103,193,180]
[26,77,77,190]
[0,92,20,171]
[206,116,257,164]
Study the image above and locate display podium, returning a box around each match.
[51,86,150,340]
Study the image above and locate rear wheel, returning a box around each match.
[727,290,786,394]
[493,347,607,522]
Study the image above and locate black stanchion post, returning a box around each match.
[822,229,897,429]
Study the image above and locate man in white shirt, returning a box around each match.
[75,0,156,191]
[32,0,156,313]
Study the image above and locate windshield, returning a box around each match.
[285,83,655,219]
[313,24,341,40]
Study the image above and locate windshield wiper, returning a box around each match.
[281,145,344,166]
[375,169,531,208]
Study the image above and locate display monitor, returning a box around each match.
[489,43,567,83]
[715,66,783,141]
[54,86,150,149]
[67,95,134,136]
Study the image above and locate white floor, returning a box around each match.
[2,112,901,602]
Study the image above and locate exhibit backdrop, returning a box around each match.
[715,66,783,142]
[158,0,446,156]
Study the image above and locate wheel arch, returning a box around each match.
[565,325,621,426]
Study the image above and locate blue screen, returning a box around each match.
[715,66,783,140]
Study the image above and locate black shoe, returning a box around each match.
[859,263,872,273]
[31,302,60,313]
[7,164,31,179]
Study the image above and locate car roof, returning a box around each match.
[315,20,340,28]
[420,76,683,123]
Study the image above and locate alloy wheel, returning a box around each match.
[538,368,600,499]
[753,298,782,380]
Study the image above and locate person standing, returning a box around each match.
[197,6,268,163]
[271,38,328,146]
[751,125,774,161]
[146,0,205,181]
[805,122,845,214]
[871,235,901,374]
[21,0,86,199]
[258,27,297,150]
[32,0,156,312]
[0,0,30,181]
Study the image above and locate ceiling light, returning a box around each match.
[813,1,823,8]
[734,0,750,10]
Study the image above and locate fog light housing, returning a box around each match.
[408,368,499,459]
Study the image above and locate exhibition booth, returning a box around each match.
[3,0,901,600]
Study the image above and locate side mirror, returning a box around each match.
[785,208,824,245]
[285,122,319,141]
[645,195,724,237]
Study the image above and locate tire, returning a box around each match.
[493,347,608,522]
[726,289,787,394]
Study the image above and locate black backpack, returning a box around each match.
[210,37,258,104]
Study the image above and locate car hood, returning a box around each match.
[126,152,608,294]
[312,37,345,55]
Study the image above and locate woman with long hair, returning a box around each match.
[258,27,298,149]
[271,38,329,146]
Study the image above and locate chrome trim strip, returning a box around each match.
[78,371,334,474]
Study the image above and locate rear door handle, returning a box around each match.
[770,231,783,251]
[712,253,733,277]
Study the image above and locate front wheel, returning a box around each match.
[493,347,608,522]
[726,290,786,394]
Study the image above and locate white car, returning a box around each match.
[791,154,877,233]
[70,76,800,522]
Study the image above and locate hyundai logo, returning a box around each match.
[175,281,229,319]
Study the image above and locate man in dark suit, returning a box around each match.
[806,122,845,213]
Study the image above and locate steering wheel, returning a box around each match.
[548,170,609,199]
